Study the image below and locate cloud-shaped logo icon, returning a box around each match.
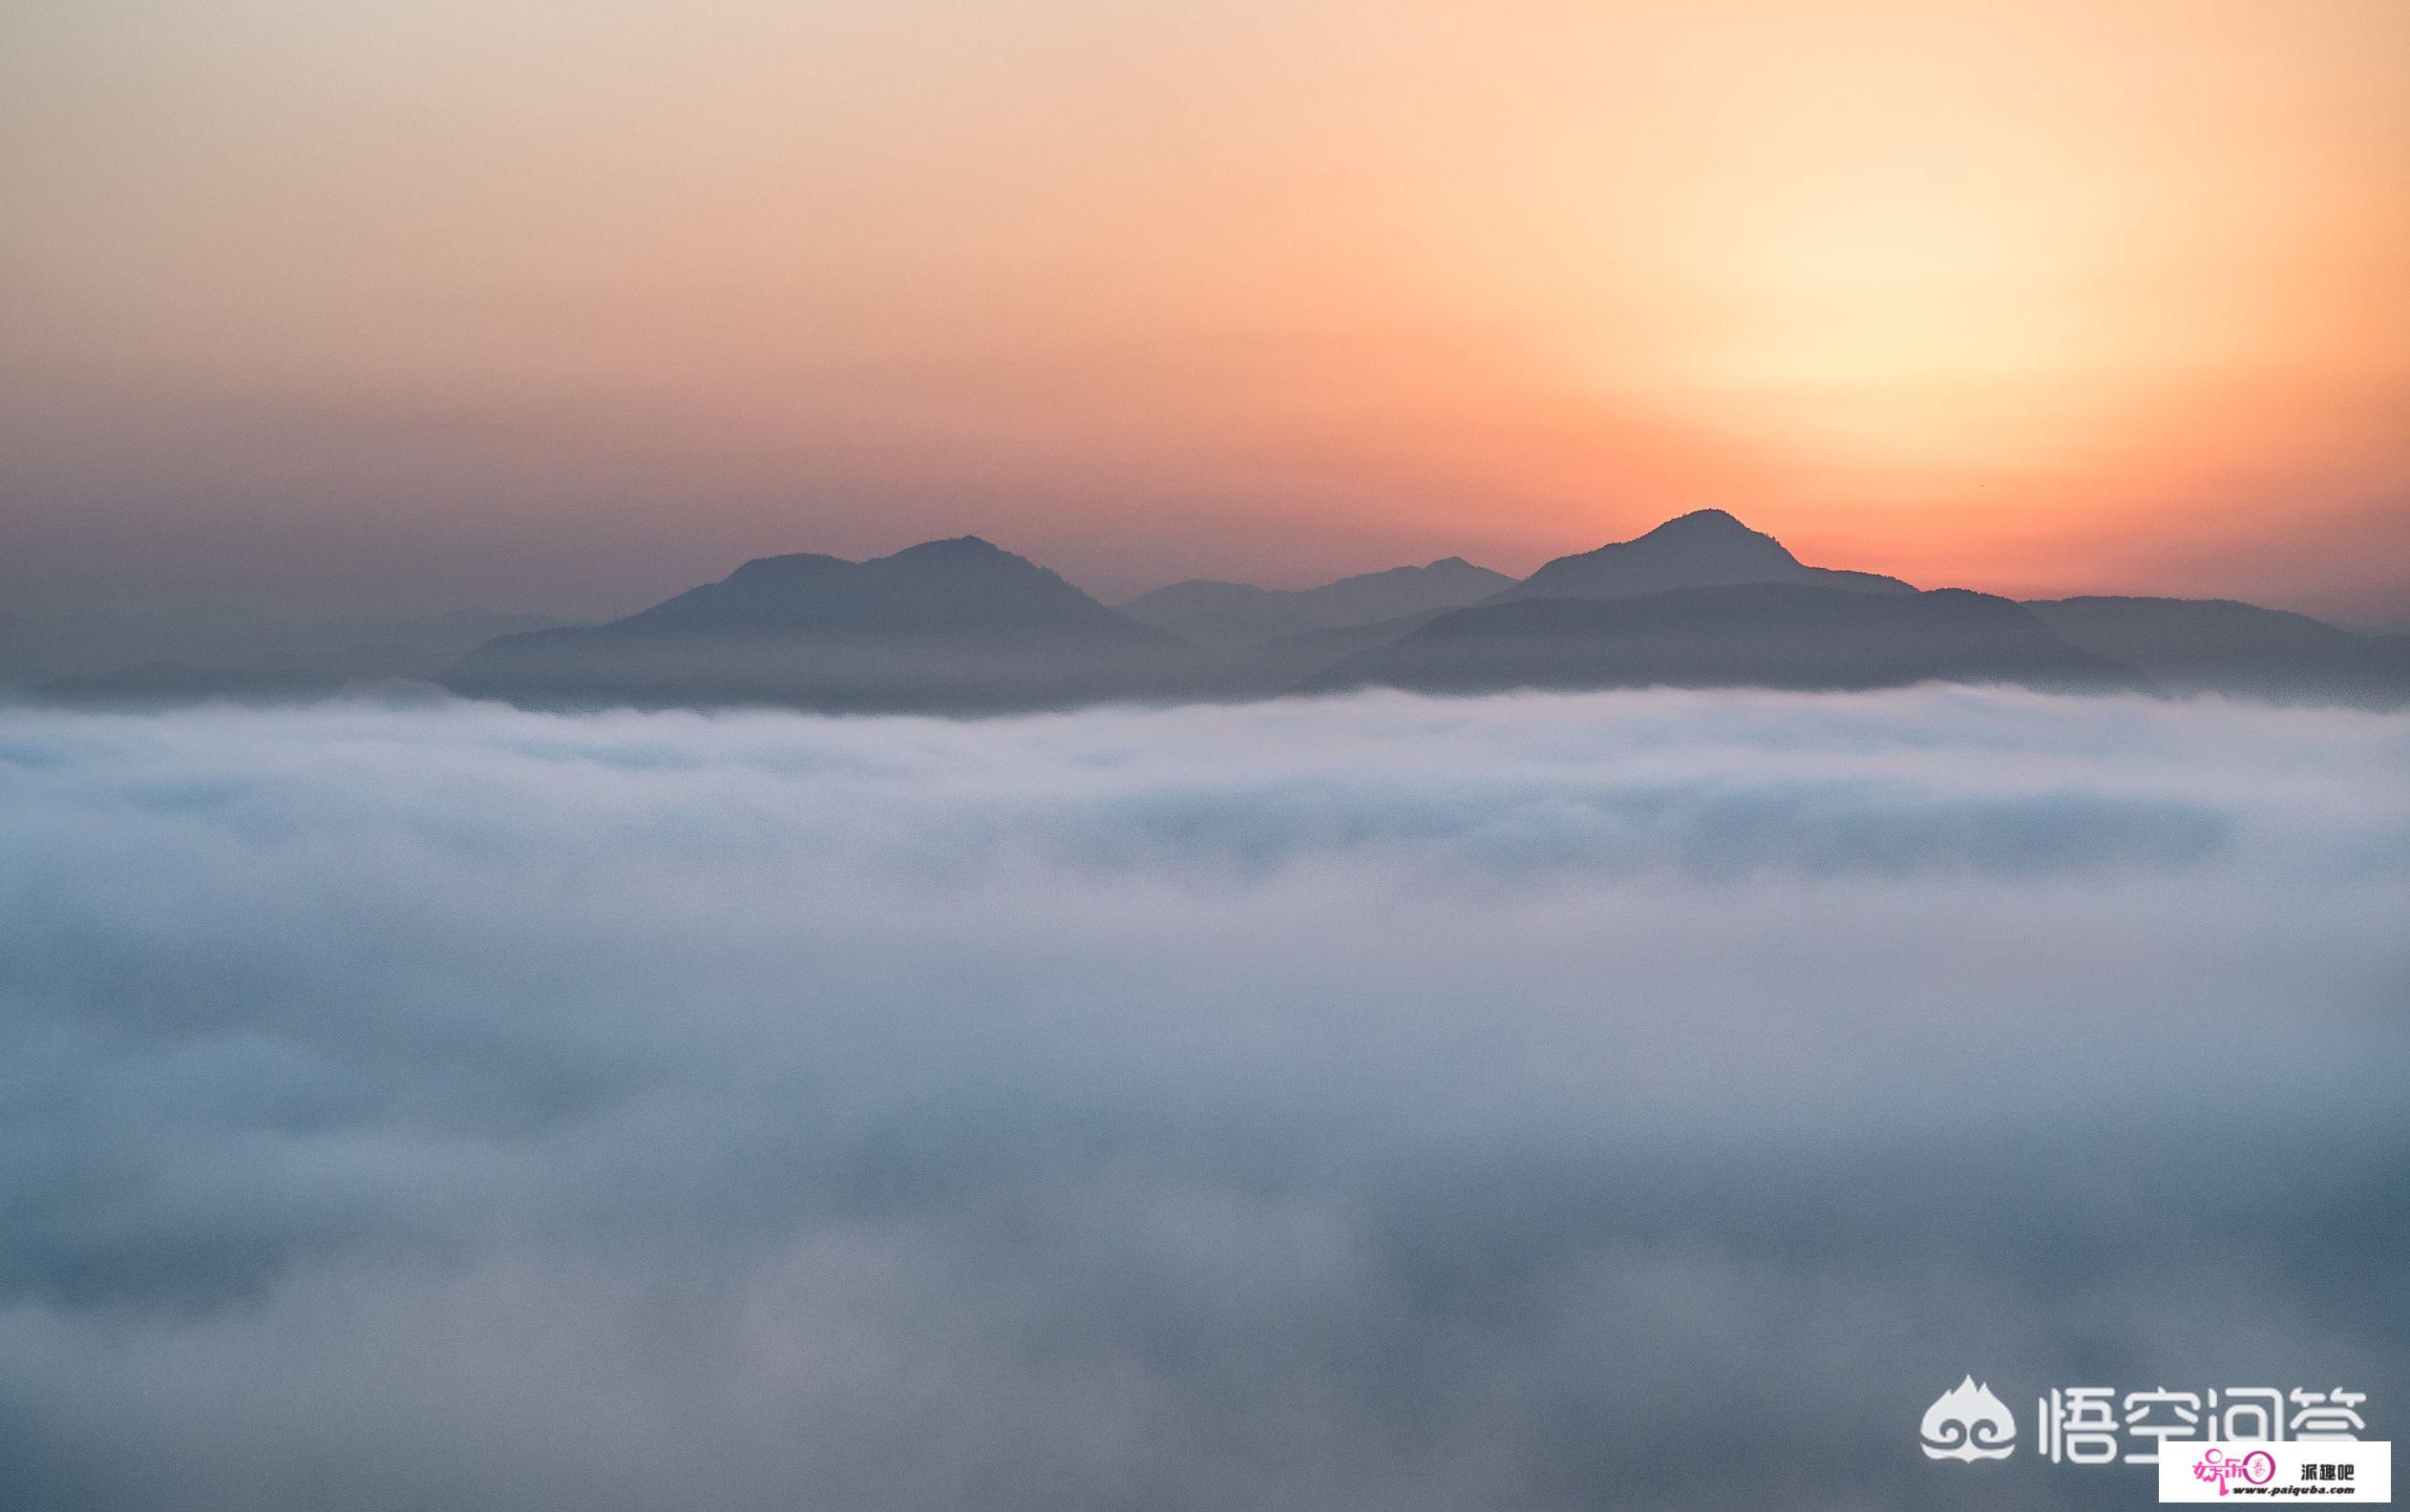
[1920,1376,2018,1460]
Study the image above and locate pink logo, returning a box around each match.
[2191,1447,2276,1495]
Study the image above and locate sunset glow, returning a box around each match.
[5,0,2405,617]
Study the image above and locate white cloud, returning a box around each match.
[1,688,2404,1509]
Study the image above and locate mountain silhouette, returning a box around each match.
[2026,597,2410,709]
[1493,510,1914,603]
[1119,557,1513,651]
[1303,582,2148,698]
[445,537,1214,712]
[1225,611,1456,692]
[401,516,2399,714]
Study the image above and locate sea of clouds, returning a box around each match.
[1,687,2404,1510]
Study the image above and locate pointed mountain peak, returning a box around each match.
[1602,509,1796,565]
[1638,509,1763,539]
[722,550,852,581]
[886,535,1012,562]
[1494,510,1913,603]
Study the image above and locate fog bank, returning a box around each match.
[2,689,2403,1510]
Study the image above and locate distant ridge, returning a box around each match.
[1120,556,1514,651]
[299,514,2410,716]
[445,536,1214,713]
[20,514,2399,713]
[1493,510,1915,603]
[2025,596,2410,709]
[1304,582,2148,698]
[606,536,1144,638]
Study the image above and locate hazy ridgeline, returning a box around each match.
[18,516,2407,713]
[1,689,2403,1511]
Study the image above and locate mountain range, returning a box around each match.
[2024,596,2410,706]
[1490,509,1915,602]
[444,537,1216,713]
[436,509,2402,712]
[1117,557,1515,650]
[1302,582,2146,698]
[12,511,2402,712]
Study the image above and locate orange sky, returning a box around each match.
[4,0,2406,619]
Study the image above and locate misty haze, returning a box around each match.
[2,690,2402,1511]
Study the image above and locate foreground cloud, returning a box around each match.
[1,688,2404,1510]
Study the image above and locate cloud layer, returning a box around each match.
[2,688,2404,1510]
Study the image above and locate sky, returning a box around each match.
[3,687,2405,1509]
[4,0,2407,620]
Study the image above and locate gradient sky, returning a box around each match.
[5,0,2407,620]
